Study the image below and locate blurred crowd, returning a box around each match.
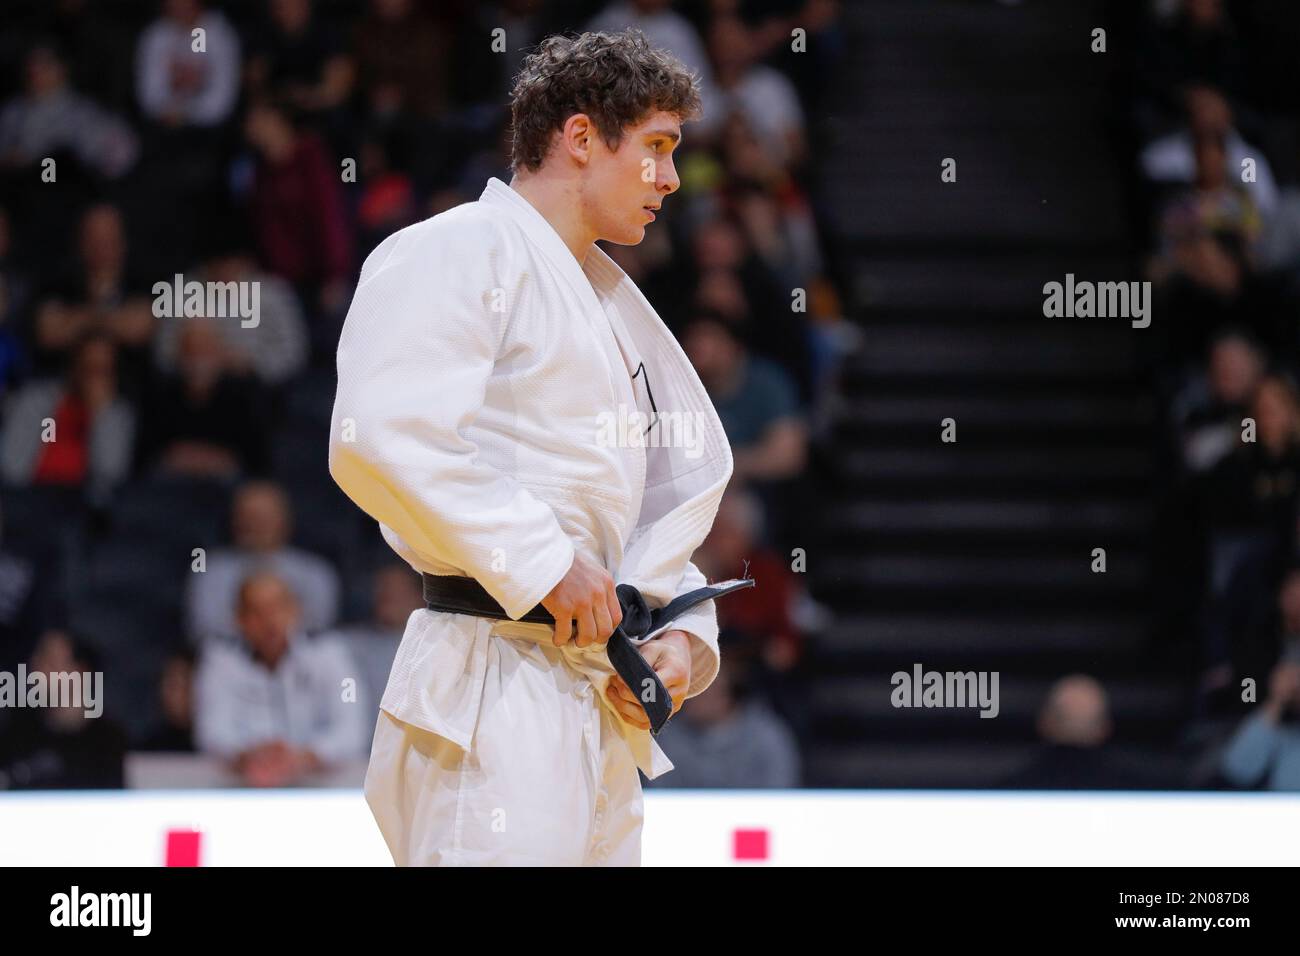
[0,0,849,790]
[1128,0,1300,789]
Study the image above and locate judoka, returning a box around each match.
[328,29,739,866]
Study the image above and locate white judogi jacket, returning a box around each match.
[329,177,732,778]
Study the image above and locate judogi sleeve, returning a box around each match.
[658,560,721,700]
[329,220,575,620]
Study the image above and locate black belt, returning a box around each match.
[422,573,755,735]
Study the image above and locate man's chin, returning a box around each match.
[603,224,646,246]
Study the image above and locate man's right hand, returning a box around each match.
[541,553,622,648]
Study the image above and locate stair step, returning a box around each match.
[827,498,1149,537]
[832,442,1149,481]
[817,612,1143,665]
[839,395,1153,429]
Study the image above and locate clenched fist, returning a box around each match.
[605,630,693,730]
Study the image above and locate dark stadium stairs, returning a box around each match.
[801,0,1182,787]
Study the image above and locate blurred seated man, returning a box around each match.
[1141,84,1277,217]
[682,313,806,484]
[644,653,800,789]
[0,44,138,180]
[134,317,271,478]
[0,331,135,504]
[185,479,339,643]
[1219,656,1300,790]
[0,630,125,790]
[1000,675,1172,790]
[31,204,155,383]
[1196,375,1300,686]
[1171,329,1265,473]
[153,237,309,389]
[326,563,422,716]
[194,571,367,787]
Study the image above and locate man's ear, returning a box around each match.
[562,113,594,165]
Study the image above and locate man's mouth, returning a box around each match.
[643,205,658,221]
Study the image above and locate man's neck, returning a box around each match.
[509,173,596,266]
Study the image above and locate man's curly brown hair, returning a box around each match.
[509,29,703,174]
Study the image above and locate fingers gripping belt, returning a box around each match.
[421,574,756,735]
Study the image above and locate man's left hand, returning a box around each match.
[604,629,693,731]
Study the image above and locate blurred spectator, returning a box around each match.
[1223,565,1300,709]
[1194,377,1300,688]
[0,331,135,503]
[683,313,806,483]
[1139,0,1245,119]
[0,43,139,179]
[450,0,547,116]
[36,0,139,113]
[0,630,126,790]
[245,0,354,128]
[1147,131,1261,363]
[647,653,801,788]
[1152,131,1262,258]
[352,134,418,255]
[194,571,367,787]
[1170,329,1266,473]
[152,242,309,389]
[327,563,422,715]
[352,0,451,121]
[587,0,723,138]
[707,15,806,169]
[695,488,804,671]
[722,110,824,281]
[135,0,241,129]
[31,204,155,385]
[242,97,352,335]
[134,317,271,478]
[694,486,816,735]
[1198,375,1300,546]
[1219,656,1300,789]
[1000,676,1173,789]
[138,647,196,752]
[688,215,813,399]
[1141,85,1277,217]
[803,274,858,438]
[184,480,340,644]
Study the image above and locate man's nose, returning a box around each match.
[659,159,680,195]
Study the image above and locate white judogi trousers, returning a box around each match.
[363,622,644,866]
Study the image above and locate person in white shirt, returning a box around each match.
[194,570,368,787]
[330,29,741,865]
[135,0,241,128]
